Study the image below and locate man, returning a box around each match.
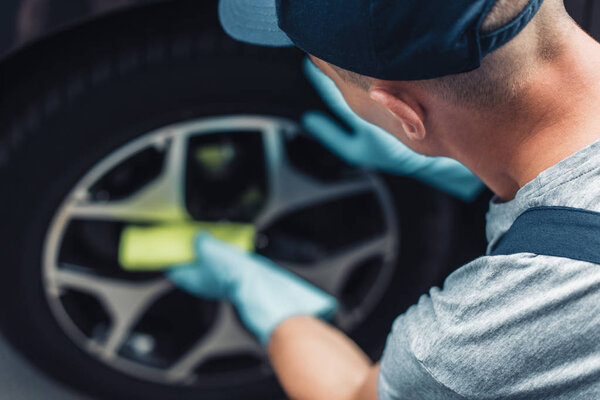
[168,0,600,398]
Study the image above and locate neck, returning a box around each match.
[443,27,600,201]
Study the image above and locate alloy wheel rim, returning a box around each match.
[42,115,400,386]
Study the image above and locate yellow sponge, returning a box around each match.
[119,222,256,271]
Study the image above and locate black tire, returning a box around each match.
[0,1,481,399]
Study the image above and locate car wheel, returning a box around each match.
[0,1,469,399]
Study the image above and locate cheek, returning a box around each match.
[338,87,409,145]
[352,102,416,148]
[342,93,380,124]
[352,100,403,135]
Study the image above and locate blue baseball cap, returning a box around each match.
[219,0,544,81]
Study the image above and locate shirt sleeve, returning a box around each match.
[378,252,600,400]
[378,313,466,400]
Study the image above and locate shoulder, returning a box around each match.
[381,254,600,399]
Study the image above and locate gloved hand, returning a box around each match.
[166,233,338,346]
[302,58,484,201]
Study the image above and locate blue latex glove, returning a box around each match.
[166,233,338,346]
[302,58,485,201]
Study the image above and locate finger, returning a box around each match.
[165,264,204,291]
[194,231,249,264]
[301,111,356,159]
[166,262,231,299]
[412,158,484,201]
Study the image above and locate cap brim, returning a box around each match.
[218,0,294,47]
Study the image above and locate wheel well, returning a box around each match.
[0,0,302,172]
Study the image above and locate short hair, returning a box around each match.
[331,65,372,91]
[482,0,534,33]
[332,0,568,109]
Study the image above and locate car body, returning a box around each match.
[0,0,159,60]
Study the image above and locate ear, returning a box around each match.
[369,89,426,141]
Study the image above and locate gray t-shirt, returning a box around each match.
[379,140,600,400]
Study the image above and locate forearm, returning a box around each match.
[268,316,379,400]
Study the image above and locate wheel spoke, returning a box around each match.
[49,265,173,359]
[42,116,400,385]
[165,302,262,383]
[281,236,391,296]
[281,236,392,330]
[65,134,189,222]
[256,128,374,229]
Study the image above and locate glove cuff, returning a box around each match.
[232,257,339,346]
